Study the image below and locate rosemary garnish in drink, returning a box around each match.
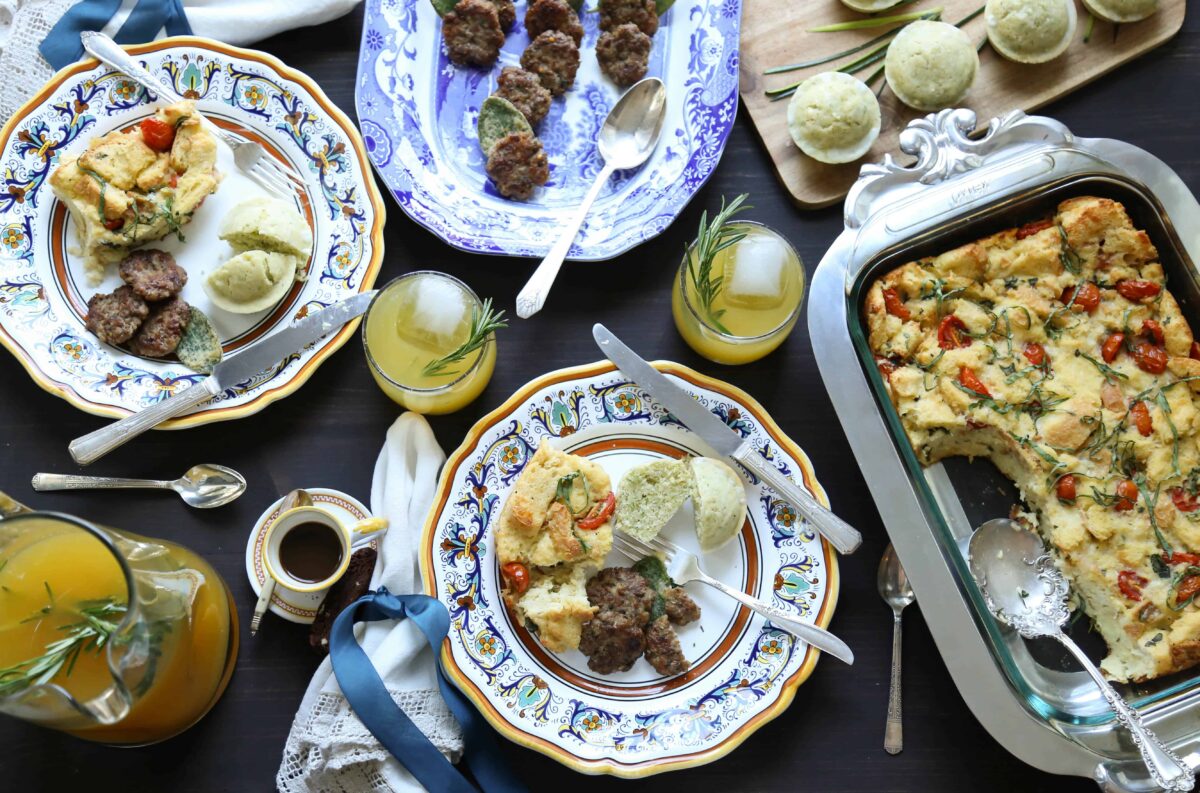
[686,193,751,336]
[422,297,507,378]
[0,598,126,697]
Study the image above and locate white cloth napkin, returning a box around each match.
[0,0,362,121]
[277,413,464,793]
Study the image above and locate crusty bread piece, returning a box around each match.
[616,458,692,541]
[513,566,595,653]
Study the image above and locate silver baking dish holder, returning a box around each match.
[809,109,1200,792]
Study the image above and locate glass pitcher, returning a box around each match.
[0,490,238,745]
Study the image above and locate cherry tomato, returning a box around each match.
[1166,550,1200,564]
[1114,479,1139,511]
[1171,489,1200,514]
[169,172,179,189]
[1133,341,1168,375]
[882,288,910,321]
[1118,569,1148,601]
[102,217,124,231]
[1191,341,1200,360]
[1129,400,1153,437]
[1056,474,1077,504]
[937,315,970,350]
[1023,343,1047,367]
[1116,279,1162,301]
[1142,319,1165,347]
[139,117,175,152]
[1061,282,1101,313]
[877,359,897,380]
[1016,219,1053,240]
[1101,333,1125,363]
[501,562,530,595]
[576,491,615,530]
[958,366,990,398]
[1177,575,1200,605]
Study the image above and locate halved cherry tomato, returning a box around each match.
[1116,279,1162,301]
[877,359,897,380]
[1171,489,1200,514]
[1176,575,1200,605]
[1141,319,1165,347]
[139,117,175,152]
[1056,474,1077,504]
[1115,479,1139,511]
[1133,341,1168,374]
[1101,333,1125,363]
[501,562,529,595]
[1166,550,1200,564]
[1191,341,1200,360]
[937,315,970,350]
[1023,343,1047,367]
[576,492,615,530]
[1129,400,1153,437]
[1016,219,1053,240]
[1061,282,1101,313]
[102,217,124,231]
[958,366,990,397]
[1118,569,1148,601]
[169,172,179,189]
[882,288,910,321]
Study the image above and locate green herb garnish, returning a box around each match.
[809,7,942,32]
[1058,224,1082,275]
[1074,349,1128,383]
[555,471,591,516]
[422,297,507,378]
[0,599,127,697]
[686,194,750,335]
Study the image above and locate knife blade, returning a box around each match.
[593,323,862,555]
[69,291,377,465]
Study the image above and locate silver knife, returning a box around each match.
[593,323,863,555]
[69,291,377,465]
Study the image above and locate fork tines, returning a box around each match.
[612,530,674,561]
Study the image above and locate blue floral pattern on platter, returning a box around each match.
[355,0,741,259]
[0,39,381,423]
[424,364,837,775]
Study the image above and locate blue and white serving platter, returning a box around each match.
[356,0,741,259]
[421,361,839,776]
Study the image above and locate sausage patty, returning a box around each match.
[644,614,688,676]
[599,0,658,36]
[130,295,190,358]
[524,0,584,46]
[494,67,553,126]
[485,130,549,201]
[663,586,701,626]
[520,30,580,97]
[596,23,652,86]
[443,0,505,67]
[85,285,149,345]
[119,249,188,302]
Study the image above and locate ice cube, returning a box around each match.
[395,277,470,352]
[724,235,789,310]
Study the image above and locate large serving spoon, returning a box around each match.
[32,464,247,509]
[878,544,915,755]
[968,518,1195,792]
[515,77,667,320]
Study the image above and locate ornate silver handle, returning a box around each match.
[732,444,863,554]
[32,474,171,492]
[515,162,615,319]
[1056,632,1194,791]
[696,569,854,665]
[885,612,904,754]
[69,379,221,465]
[82,32,185,103]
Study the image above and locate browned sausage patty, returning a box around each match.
[485,131,549,200]
[579,610,646,674]
[443,0,505,67]
[85,285,149,345]
[494,67,553,126]
[596,23,651,86]
[663,586,701,626]
[524,0,583,46]
[586,567,656,622]
[520,30,580,97]
[130,295,190,358]
[644,614,688,676]
[487,0,516,30]
[119,249,188,302]
[599,0,657,36]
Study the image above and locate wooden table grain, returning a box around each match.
[0,7,1196,791]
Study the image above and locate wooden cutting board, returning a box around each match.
[739,1,1186,209]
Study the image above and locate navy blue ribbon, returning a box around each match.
[41,0,193,71]
[329,588,527,793]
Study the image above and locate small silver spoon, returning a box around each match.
[32,464,247,509]
[968,518,1194,791]
[878,544,915,755]
[515,77,667,319]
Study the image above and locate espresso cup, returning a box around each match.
[262,506,388,594]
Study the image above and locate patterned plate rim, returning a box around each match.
[419,360,840,776]
[0,36,386,428]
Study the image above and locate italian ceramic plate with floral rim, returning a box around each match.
[420,360,838,776]
[355,0,741,259]
[0,37,385,428]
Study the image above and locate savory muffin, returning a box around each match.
[839,0,902,9]
[884,20,978,111]
[867,196,1200,683]
[1082,0,1158,23]
[787,72,881,165]
[986,0,1076,64]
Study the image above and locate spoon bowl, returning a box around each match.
[174,464,248,509]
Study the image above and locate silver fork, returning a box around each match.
[611,531,854,665]
[80,32,305,200]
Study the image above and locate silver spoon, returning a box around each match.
[251,488,312,636]
[968,518,1194,791]
[878,544,915,755]
[32,464,247,509]
[515,77,667,319]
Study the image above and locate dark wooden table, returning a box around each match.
[1,7,1196,792]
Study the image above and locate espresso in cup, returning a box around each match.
[263,506,388,594]
[279,522,344,584]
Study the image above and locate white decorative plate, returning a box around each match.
[355,0,741,258]
[421,361,839,776]
[0,37,385,427]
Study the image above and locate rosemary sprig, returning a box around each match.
[686,194,751,335]
[422,298,507,378]
[0,599,126,697]
[810,7,942,32]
